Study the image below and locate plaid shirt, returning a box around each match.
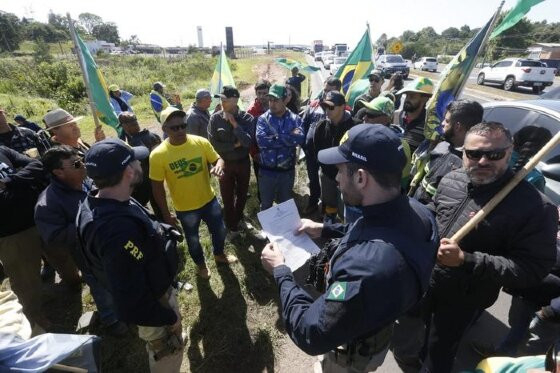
[0,124,50,155]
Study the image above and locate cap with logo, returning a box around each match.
[266,84,286,99]
[195,89,212,100]
[85,138,149,179]
[43,108,84,129]
[367,70,384,80]
[396,77,434,96]
[322,90,346,107]
[361,96,395,117]
[214,85,240,99]
[318,123,406,174]
[160,106,186,126]
[108,84,120,92]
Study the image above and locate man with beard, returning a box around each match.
[77,139,184,372]
[261,124,438,372]
[418,122,557,372]
[411,99,483,205]
[396,77,434,153]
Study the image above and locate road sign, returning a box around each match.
[390,41,403,54]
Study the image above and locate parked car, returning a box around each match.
[477,58,555,93]
[323,53,335,69]
[376,54,409,78]
[330,57,347,75]
[539,86,560,100]
[413,57,438,72]
[482,99,560,204]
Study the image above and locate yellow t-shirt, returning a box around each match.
[149,136,219,211]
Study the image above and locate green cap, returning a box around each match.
[361,96,395,117]
[267,83,286,99]
[397,77,434,96]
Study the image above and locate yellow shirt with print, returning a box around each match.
[149,135,219,211]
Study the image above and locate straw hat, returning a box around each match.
[43,108,83,129]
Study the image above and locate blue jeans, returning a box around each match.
[258,169,295,210]
[176,197,226,266]
[304,148,321,206]
[82,271,118,326]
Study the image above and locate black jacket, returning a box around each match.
[313,112,354,179]
[0,146,46,237]
[431,168,558,309]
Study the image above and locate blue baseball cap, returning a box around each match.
[85,138,149,179]
[318,123,406,174]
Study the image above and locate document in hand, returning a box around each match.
[257,199,320,271]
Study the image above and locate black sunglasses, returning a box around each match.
[464,147,510,161]
[167,123,187,131]
[61,159,83,170]
[320,103,335,111]
[369,76,381,83]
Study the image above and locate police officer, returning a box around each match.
[76,139,183,372]
[261,124,439,372]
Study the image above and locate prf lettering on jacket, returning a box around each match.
[123,240,144,260]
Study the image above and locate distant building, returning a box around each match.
[528,43,560,60]
[197,26,203,48]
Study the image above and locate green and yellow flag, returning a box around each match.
[334,28,375,97]
[73,31,120,132]
[275,58,321,73]
[210,47,236,111]
[490,0,546,39]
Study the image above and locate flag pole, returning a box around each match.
[67,13,102,130]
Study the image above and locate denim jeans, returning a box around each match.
[82,271,118,326]
[176,197,226,266]
[303,148,321,206]
[258,169,295,210]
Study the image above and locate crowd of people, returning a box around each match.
[0,67,559,373]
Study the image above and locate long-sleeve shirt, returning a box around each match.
[208,110,253,161]
[0,146,46,237]
[186,104,211,138]
[256,109,304,172]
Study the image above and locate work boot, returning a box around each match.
[214,254,238,265]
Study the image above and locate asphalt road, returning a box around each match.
[303,54,516,372]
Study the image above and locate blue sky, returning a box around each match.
[1,0,559,47]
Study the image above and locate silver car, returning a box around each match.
[482,99,560,204]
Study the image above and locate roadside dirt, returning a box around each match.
[240,62,288,106]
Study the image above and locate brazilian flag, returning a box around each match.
[74,31,120,133]
[334,29,375,97]
[210,47,236,111]
[275,58,321,73]
[424,15,494,141]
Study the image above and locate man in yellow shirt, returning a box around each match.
[150,107,237,279]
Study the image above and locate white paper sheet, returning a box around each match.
[257,199,320,271]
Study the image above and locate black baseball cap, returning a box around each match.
[85,138,149,179]
[318,123,406,173]
[321,90,346,107]
[214,85,240,99]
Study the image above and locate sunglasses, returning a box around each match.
[464,147,510,161]
[167,123,187,131]
[320,103,336,111]
[61,159,84,169]
[369,76,382,83]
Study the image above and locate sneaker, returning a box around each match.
[238,220,253,231]
[239,221,267,240]
[214,253,238,265]
[105,321,129,337]
[252,229,267,241]
[197,265,211,279]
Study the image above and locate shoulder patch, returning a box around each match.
[326,281,347,301]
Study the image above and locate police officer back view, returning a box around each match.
[76,139,183,372]
[261,124,439,372]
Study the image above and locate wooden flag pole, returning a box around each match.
[451,129,560,242]
[67,13,102,130]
